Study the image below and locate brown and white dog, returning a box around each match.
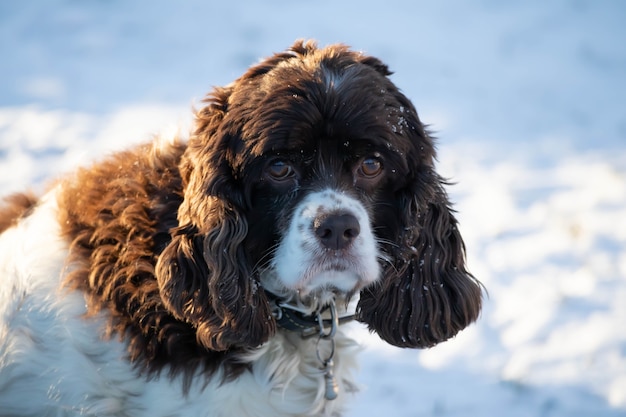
[0,40,482,416]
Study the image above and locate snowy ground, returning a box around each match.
[1,1,625,416]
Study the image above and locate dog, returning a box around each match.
[0,40,482,416]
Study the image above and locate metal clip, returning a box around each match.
[316,298,338,339]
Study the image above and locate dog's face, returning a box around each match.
[238,65,419,309]
[156,41,482,352]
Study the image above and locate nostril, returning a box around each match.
[344,224,359,239]
[314,213,361,250]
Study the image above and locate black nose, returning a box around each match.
[314,213,361,250]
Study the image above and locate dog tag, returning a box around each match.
[323,359,339,401]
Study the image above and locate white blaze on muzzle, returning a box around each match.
[271,188,381,295]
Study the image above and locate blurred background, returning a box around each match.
[1,1,625,415]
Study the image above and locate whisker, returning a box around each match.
[250,242,280,276]
[374,237,400,275]
[370,200,396,209]
[374,237,400,249]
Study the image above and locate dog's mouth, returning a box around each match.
[262,264,364,302]
[294,255,377,296]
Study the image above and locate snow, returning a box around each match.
[1,1,625,415]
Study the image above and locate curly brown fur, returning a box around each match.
[57,139,253,386]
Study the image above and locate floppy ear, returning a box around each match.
[156,208,275,352]
[355,92,483,349]
[155,88,275,352]
[357,179,482,348]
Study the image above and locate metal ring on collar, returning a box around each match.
[316,298,338,339]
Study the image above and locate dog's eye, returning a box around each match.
[266,160,296,182]
[358,156,383,178]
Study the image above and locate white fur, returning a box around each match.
[0,189,360,417]
[272,188,380,299]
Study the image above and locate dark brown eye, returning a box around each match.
[358,156,383,178]
[266,160,295,182]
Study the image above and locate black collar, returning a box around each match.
[266,292,355,338]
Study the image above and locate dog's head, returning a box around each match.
[156,40,482,351]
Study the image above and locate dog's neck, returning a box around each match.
[268,293,355,338]
[265,291,356,338]
[265,291,357,401]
